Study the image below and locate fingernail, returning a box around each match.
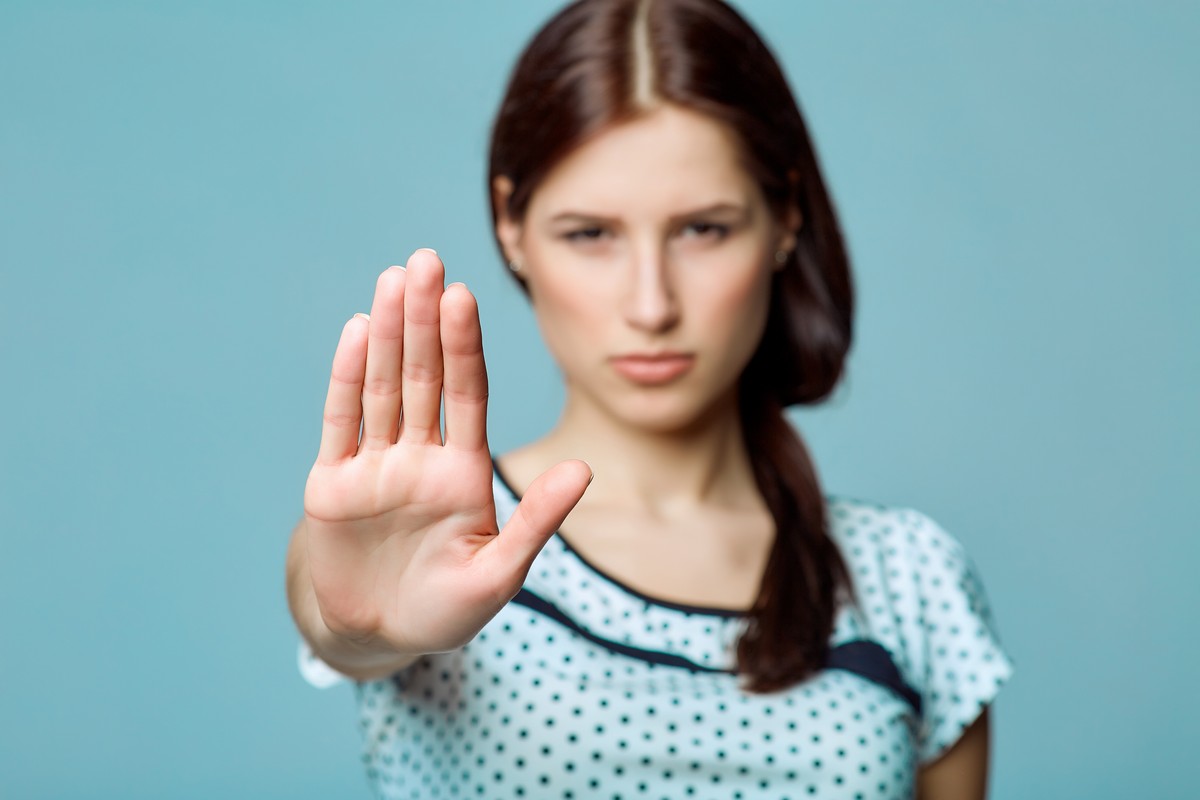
[388,264,406,271]
[354,312,370,321]
[417,247,438,256]
[447,281,466,289]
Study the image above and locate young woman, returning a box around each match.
[286,1,1014,798]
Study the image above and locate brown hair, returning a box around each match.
[488,0,856,693]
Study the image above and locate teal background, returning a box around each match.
[1,1,1196,797]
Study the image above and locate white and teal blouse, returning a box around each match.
[300,464,1014,799]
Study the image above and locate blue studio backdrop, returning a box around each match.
[1,2,1196,798]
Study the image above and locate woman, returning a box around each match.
[286,1,1014,797]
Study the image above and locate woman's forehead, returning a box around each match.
[527,105,761,219]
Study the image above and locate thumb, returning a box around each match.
[485,459,592,583]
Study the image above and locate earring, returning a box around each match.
[773,250,789,266]
[508,258,523,273]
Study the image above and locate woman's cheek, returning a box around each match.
[706,267,773,370]
[531,284,609,377]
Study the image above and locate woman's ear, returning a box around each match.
[780,170,803,252]
[492,175,525,267]
[778,203,803,253]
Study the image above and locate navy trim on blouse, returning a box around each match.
[824,640,923,716]
[512,588,720,673]
[511,588,923,716]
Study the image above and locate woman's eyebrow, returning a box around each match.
[548,202,749,225]
[669,202,749,222]
[548,211,617,224]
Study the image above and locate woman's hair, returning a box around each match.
[488,0,856,693]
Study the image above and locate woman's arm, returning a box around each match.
[916,708,992,800]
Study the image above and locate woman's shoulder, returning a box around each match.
[825,492,963,550]
[822,492,997,645]
[824,493,1015,765]
[822,493,978,586]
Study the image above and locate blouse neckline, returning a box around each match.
[491,456,751,620]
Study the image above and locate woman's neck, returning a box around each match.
[507,389,762,516]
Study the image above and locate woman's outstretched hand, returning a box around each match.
[300,249,591,666]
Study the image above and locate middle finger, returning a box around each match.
[398,249,446,444]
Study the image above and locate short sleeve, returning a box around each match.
[905,510,1015,764]
[297,639,349,689]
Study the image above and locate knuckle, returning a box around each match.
[322,410,360,429]
[442,386,488,405]
[358,432,393,450]
[404,310,440,327]
[402,363,443,384]
[362,376,401,397]
[329,370,363,388]
[401,421,437,438]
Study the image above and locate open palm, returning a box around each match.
[303,249,590,659]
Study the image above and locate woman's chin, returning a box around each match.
[603,391,736,437]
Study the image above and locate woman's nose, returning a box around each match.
[621,245,680,333]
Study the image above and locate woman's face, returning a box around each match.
[496,104,797,433]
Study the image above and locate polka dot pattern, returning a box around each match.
[299,470,1014,798]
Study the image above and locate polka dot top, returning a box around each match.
[299,464,1015,799]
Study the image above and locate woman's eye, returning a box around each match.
[680,222,729,240]
[563,227,609,242]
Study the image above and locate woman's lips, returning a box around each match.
[609,353,695,385]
